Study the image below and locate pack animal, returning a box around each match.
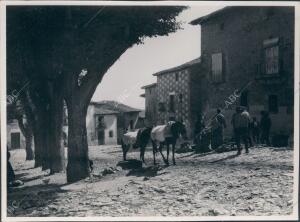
[121,127,152,163]
[151,121,187,165]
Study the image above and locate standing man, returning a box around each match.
[231,106,251,155]
[249,117,260,144]
[243,107,253,147]
[194,114,205,144]
[194,114,205,136]
[211,108,226,149]
[260,111,272,146]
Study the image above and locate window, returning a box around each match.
[97,116,105,129]
[109,130,114,138]
[175,73,179,81]
[211,53,223,83]
[268,95,278,113]
[265,46,279,74]
[264,38,279,75]
[179,94,183,103]
[169,95,175,112]
[149,88,152,94]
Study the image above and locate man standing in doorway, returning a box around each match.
[211,108,226,149]
[249,117,260,144]
[231,106,251,155]
[260,111,272,146]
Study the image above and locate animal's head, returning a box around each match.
[171,121,187,140]
[139,126,153,139]
[145,127,152,136]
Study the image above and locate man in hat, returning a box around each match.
[231,106,251,155]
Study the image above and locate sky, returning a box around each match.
[92,6,224,110]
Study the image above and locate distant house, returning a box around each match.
[86,104,119,145]
[191,6,295,137]
[7,119,25,150]
[89,101,141,144]
[63,101,141,146]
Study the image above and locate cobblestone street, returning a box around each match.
[7,145,294,217]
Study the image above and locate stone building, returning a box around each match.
[142,58,202,138]
[142,6,294,141]
[140,83,157,126]
[191,6,295,137]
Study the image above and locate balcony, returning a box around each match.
[254,62,286,84]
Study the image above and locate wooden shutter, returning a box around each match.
[211,53,223,82]
[263,38,279,75]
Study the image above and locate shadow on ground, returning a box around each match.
[126,165,169,178]
[7,183,68,217]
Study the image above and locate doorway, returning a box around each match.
[240,91,249,109]
[98,129,105,145]
[11,132,20,149]
[97,116,105,145]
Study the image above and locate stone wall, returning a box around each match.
[156,69,192,137]
[144,85,157,126]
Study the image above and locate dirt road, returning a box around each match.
[7,145,294,217]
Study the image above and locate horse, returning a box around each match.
[151,121,187,165]
[121,127,152,163]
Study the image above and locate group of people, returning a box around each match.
[195,106,272,155]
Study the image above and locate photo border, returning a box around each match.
[1,1,299,221]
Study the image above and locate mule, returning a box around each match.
[151,121,187,165]
[121,127,152,163]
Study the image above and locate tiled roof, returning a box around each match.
[93,106,119,115]
[190,7,233,25]
[90,100,141,113]
[141,83,157,89]
[153,57,201,77]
